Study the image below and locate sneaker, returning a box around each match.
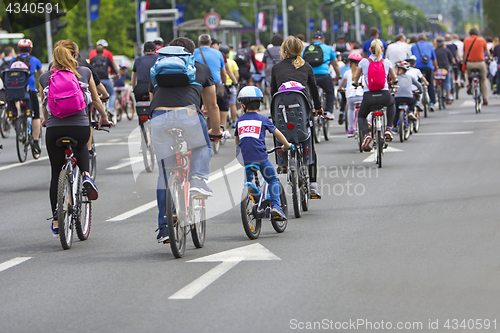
[361,133,373,150]
[32,140,41,155]
[270,205,287,221]
[89,149,95,158]
[392,126,398,134]
[231,121,237,128]
[324,111,334,120]
[384,128,393,142]
[483,99,488,106]
[338,112,344,125]
[408,112,417,120]
[82,175,99,200]
[189,177,213,197]
[51,220,58,237]
[467,85,472,95]
[223,130,232,139]
[156,226,169,244]
[346,129,354,138]
[277,166,287,174]
[309,182,322,199]
[429,104,435,111]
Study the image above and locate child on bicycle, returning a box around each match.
[234,86,292,221]
[394,61,422,129]
[114,62,132,103]
[338,53,364,137]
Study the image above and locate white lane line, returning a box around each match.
[0,257,31,273]
[107,138,121,143]
[417,131,473,136]
[169,260,241,300]
[0,156,49,172]
[106,157,143,170]
[362,146,403,163]
[106,163,243,222]
[95,142,131,147]
[463,119,500,123]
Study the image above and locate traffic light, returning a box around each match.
[50,10,67,35]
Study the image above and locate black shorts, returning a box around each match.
[217,86,229,112]
[133,82,150,102]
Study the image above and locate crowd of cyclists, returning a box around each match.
[0,24,497,249]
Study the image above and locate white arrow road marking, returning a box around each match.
[417,131,473,136]
[169,244,280,300]
[0,156,49,172]
[363,146,403,163]
[0,257,31,273]
[106,157,144,170]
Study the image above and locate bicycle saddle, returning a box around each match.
[55,137,78,147]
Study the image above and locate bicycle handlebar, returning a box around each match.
[267,144,294,154]
[90,121,111,132]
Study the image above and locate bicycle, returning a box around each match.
[452,63,461,100]
[200,105,226,154]
[135,101,156,173]
[396,102,411,142]
[87,121,110,181]
[286,141,310,218]
[240,147,288,239]
[0,101,11,138]
[435,68,447,110]
[160,128,211,258]
[411,92,421,134]
[469,69,482,114]
[420,84,430,118]
[353,101,363,152]
[114,86,134,122]
[312,87,330,143]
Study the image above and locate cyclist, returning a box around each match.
[7,39,44,154]
[270,36,323,199]
[89,39,114,63]
[39,40,112,235]
[234,86,292,221]
[411,33,438,111]
[149,37,222,244]
[235,38,260,86]
[386,34,412,64]
[405,55,429,110]
[362,27,388,58]
[352,38,397,150]
[434,36,455,105]
[303,31,341,120]
[114,62,132,113]
[337,53,364,137]
[263,34,283,88]
[219,44,240,128]
[393,61,422,127]
[0,46,15,103]
[90,45,118,120]
[463,27,492,106]
[131,41,157,102]
[153,37,164,51]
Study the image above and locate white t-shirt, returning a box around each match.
[386,41,412,64]
[453,39,464,59]
[358,54,393,92]
[343,69,365,98]
[407,67,423,91]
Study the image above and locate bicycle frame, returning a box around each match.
[244,166,271,219]
[62,145,80,209]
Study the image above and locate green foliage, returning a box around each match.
[483,0,500,36]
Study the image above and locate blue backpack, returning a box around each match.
[150,46,201,88]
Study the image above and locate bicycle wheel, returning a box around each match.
[404,117,411,140]
[124,98,133,120]
[57,169,74,250]
[376,129,383,168]
[15,118,27,163]
[190,197,206,248]
[398,111,404,142]
[89,137,97,181]
[356,120,363,153]
[74,173,92,241]
[322,118,330,141]
[0,107,11,138]
[289,157,301,218]
[241,185,262,239]
[140,121,155,172]
[166,174,187,258]
[455,82,460,100]
[299,157,309,212]
[313,118,321,144]
[271,182,288,233]
[413,111,420,133]
[212,140,220,154]
[31,125,41,160]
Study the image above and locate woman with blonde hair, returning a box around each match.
[352,38,397,150]
[39,40,112,236]
[270,35,323,198]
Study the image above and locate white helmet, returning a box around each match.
[96,39,108,47]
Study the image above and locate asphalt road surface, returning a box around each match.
[1,90,500,333]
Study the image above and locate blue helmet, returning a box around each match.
[237,86,263,105]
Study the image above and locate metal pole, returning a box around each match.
[306,4,310,42]
[86,0,92,51]
[45,12,53,63]
[330,5,334,44]
[255,0,259,44]
[479,0,484,31]
[282,0,288,37]
[172,0,177,38]
[355,0,361,42]
[135,0,141,59]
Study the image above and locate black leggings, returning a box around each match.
[358,90,395,135]
[394,97,416,126]
[46,126,90,214]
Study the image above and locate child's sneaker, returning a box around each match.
[270,205,287,221]
[156,226,169,244]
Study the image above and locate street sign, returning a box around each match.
[204,12,221,30]
[144,21,159,43]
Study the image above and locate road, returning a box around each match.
[1,92,500,333]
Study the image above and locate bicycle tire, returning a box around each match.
[212,140,220,154]
[31,126,41,160]
[413,112,420,133]
[0,108,11,138]
[125,98,133,120]
[356,121,363,153]
[89,137,97,181]
[57,169,73,250]
[377,129,383,168]
[140,122,155,172]
[323,118,330,141]
[75,173,92,241]
[455,82,460,100]
[290,157,301,218]
[398,111,404,142]
[166,174,187,258]
[15,118,27,163]
[271,182,288,233]
[299,156,309,212]
[313,119,321,143]
[241,186,262,239]
[190,197,206,248]
[404,114,411,141]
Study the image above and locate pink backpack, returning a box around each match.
[47,68,86,118]
[366,59,386,91]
